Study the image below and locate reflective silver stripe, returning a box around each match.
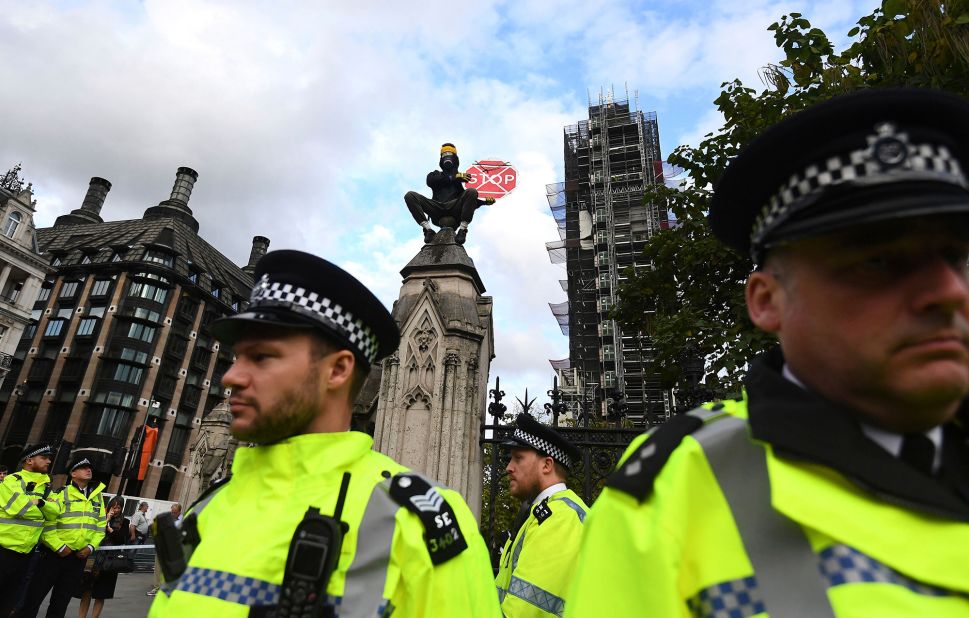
[340,480,398,618]
[60,511,97,519]
[507,575,565,617]
[691,410,835,618]
[14,502,32,518]
[497,585,506,604]
[54,522,102,531]
[0,517,43,527]
[510,526,527,572]
[552,497,586,523]
[174,566,280,605]
[3,492,20,510]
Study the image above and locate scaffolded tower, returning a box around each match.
[547,87,671,424]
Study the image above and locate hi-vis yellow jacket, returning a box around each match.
[0,469,59,553]
[495,487,587,618]
[149,431,501,617]
[566,370,969,618]
[42,482,107,552]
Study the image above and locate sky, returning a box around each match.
[0,0,872,410]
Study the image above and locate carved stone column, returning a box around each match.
[373,229,493,517]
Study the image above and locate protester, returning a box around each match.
[77,497,129,618]
[495,414,587,617]
[0,444,58,615]
[149,250,500,616]
[130,502,150,544]
[566,89,969,616]
[20,457,106,618]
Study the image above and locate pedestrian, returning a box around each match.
[566,88,969,616]
[0,464,8,482]
[76,497,129,618]
[495,414,587,617]
[20,457,107,618]
[148,250,500,617]
[0,444,58,615]
[130,502,150,545]
[169,503,181,526]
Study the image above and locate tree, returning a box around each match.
[613,0,969,396]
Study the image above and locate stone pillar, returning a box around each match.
[373,229,493,518]
[179,401,238,506]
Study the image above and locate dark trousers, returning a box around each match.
[18,548,86,618]
[405,189,480,228]
[0,546,31,614]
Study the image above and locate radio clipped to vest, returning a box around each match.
[274,472,351,618]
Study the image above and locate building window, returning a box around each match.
[4,211,21,238]
[81,254,93,264]
[90,279,111,297]
[126,322,155,343]
[143,249,174,267]
[188,271,199,284]
[211,287,221,299]
[37,285,52,302]
[112,362,144,385]
[23,324,37,339]
[76,318,98,337]
[119,347,148,364]
[131,307,160,322]
[112,251,125,263]
[88,306,106,318]
[43,319,65,337]
[59,281,80,298]
[128,282,168,304]
[51,256,62,266]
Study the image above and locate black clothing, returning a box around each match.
[745,349,969,521]
[405,189,480,230]
[0,546,30,613]
[19,548,86,618]
[77,516,129,600]
[426,170,465,202]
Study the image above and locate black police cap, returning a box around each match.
[69,457,93,472]
[711,88,969,261]
[22,443,52,460]
[504,413,581,471]
[210,250,400,368]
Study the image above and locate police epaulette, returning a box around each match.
[605,411,710,502]
[532,498,552,524]
[388,473,468,565]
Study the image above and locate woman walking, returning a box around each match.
[77,497,131,618]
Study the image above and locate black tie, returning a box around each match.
[900,433,936,476]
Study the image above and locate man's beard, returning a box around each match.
[233,368,322,443]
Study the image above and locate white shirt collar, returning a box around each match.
[532,482,567,508]
[782,364,942,472]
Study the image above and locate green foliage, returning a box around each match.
[613,0,969,395]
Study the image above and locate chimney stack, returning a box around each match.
[53,176,111,227]
[81,177,111,217]
[242,236,271,276]
[142,166,200,233]
[169,167,198,206]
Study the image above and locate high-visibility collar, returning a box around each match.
[14,469,50,488]
[232,431,376,479]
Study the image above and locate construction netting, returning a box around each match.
[549,301,570,336]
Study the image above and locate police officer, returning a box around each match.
[495,414,586,618]
[149,250,500,617]
[20,456,106,618]
[0,443,58,613]
[567,89,969,616]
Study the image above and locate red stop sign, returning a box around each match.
[465,160,517,200]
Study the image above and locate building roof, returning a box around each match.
[36,214,252,299]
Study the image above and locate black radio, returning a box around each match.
[274,472,351,618]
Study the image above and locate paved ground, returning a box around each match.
[35,572,155,617]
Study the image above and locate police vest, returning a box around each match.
[495,487,587,618]
[148,431,501,618]
[565,402,969,617]
[42,482,107,552]
[0,470,58,553]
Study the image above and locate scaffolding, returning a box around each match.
[546,86,672,424]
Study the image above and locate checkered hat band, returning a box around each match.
[251,275,379,365]
[70,458,92,471]
[513,428,572,468]
[751,140,968,250]
[24,446,52,458]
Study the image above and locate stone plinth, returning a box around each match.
[373,229,493,518]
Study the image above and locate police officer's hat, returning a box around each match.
[69,457,93,473]
[210,250,400,368]
[504,414,580,471]
[21,443,52,460]
[711,89,969,261]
